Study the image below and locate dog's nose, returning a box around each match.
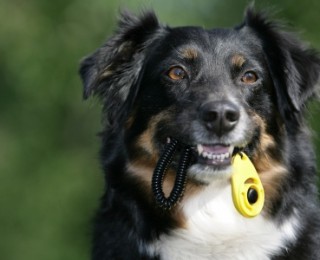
[200,101,240,135]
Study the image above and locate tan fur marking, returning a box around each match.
[181,48,198,60]
[231,54,246,68]
[251,114,287,213]
[127,110,201,226]
[137,128,159,161]
[128,111,177,198]
[125,115,135,129]
[135,111,171,161]
[128,160,177,196]
[132,111,192,196]
[127,159,200,228]
[99,64,114,79]
[127,160,154,193]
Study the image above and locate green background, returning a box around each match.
[1,0,320,259]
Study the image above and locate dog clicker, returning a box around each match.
[231,152,264,217]
[152,139,264,217]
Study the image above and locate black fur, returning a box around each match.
[242,9,320,130]
[80,8,320,260]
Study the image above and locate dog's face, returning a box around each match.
[80,10,320,186]
[135,27,274,182]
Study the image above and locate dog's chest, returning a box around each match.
[149,181,298,260]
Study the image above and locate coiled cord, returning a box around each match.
[152,139,192,210]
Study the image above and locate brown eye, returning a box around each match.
[168,66,186,80]
[241,71,258,84]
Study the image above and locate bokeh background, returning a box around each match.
[1,0,320,259]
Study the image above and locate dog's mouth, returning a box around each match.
[165,137,243,170]
[196,144,234,167]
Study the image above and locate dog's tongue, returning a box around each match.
[202,144,229,154]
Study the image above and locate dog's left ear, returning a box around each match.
[241,8,320,128]
[79,11,167,128]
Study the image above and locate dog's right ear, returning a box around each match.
[240,7,320,129]
[79,11,167,125]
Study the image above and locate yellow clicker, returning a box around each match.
[231,153,265,218]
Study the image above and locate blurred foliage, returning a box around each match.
[1,0,320,259]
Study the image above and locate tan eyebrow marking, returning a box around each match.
[181,48,198,60]
[231,54,246,68]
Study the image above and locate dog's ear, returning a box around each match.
[79,11,167,127]
[241,8,320,128]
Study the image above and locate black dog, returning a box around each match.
[80,7,320,259]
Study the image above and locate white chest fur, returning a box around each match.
[149,180,299,260]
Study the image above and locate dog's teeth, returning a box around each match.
[197,144,233,162]
[228,145,235,156]
[197,144,204,155]
[222,153,229,161]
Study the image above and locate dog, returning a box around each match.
[79,7,320,260]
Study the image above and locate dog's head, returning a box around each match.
[80,9,320,185]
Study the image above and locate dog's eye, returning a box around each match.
[241,71,258,84]
[168,66,187,80]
